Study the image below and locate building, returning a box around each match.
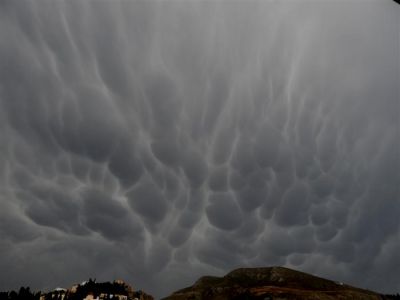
[83,293,97,300]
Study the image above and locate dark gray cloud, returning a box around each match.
[206,192,243,231]
[127,177,168,224]
[0,0,399,298]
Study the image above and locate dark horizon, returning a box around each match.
[1,266,400,299]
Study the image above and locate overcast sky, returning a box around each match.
[0,0,399,298]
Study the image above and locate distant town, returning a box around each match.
[0,279,153,300]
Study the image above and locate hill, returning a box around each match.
[161,266,383,300]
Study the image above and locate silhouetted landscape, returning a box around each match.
[162,267,399,300]
[1,267,400,300]
[0,279,153,300]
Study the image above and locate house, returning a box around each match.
[83,293,99,300]
[39,288,67,300]
[90,293,128,300]
[70,284,79,293]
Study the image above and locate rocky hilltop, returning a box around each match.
[162,266,383,300]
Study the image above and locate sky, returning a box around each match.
[0,0,399,298]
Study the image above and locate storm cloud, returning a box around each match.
[0,0,399,298]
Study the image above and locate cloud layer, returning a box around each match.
[0,1,399,298]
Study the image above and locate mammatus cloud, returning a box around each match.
[0,0,399,298]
